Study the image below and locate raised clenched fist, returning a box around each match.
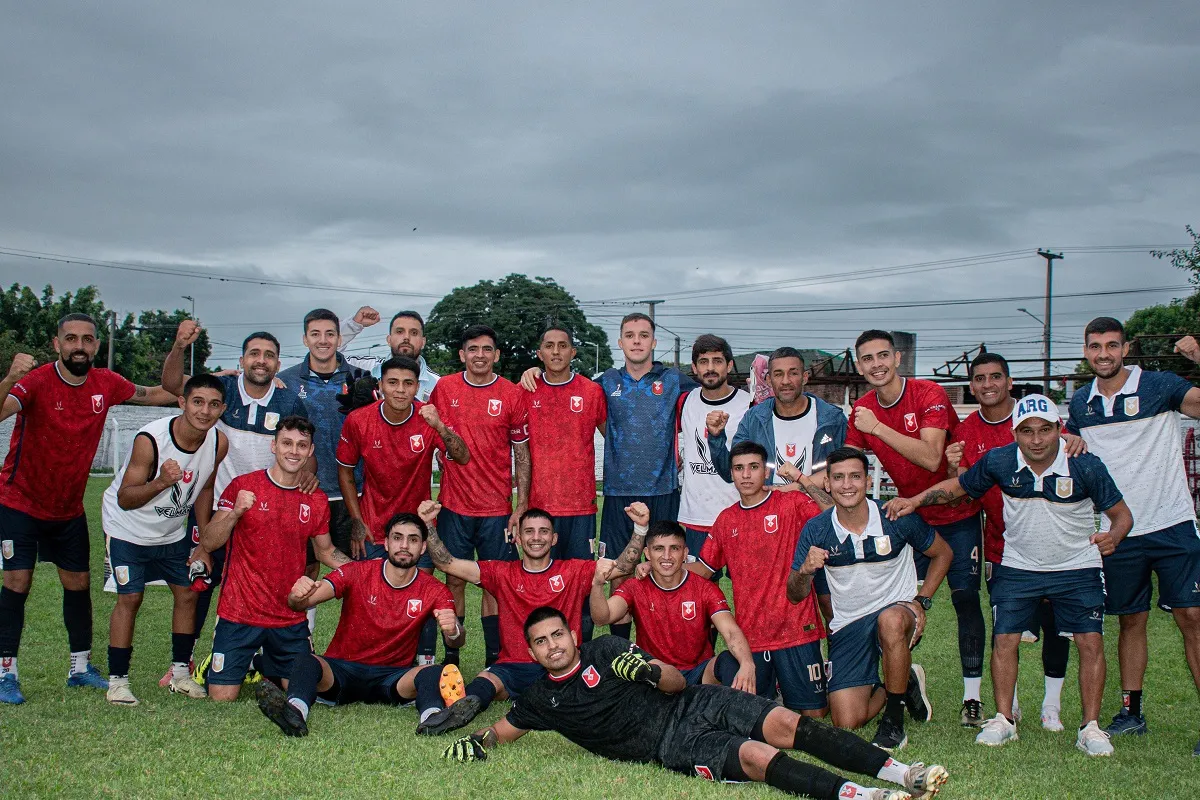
[175,320,202,349]
[418,403,443,429]
[798,546,828,575]
[159,458,183,486]
[705,410,729,437]
[5,353,36,384]
[418,499,442,526]
[354,306,381,327]
[944,441,965,470]
[233,490,256,516]
[852,406,880,435]
[433,607,459,636]
[624,502,650,527]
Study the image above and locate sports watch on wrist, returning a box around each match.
[913,595,932,611]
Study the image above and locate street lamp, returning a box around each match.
[579,342,600,375]
[1017,307,1049,393]
[181,295,195,374]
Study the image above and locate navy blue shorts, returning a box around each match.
[0,504,90,573]
[1102,520,1200,614]
[990,565,1105,636]
[106,534,191,593]
[599,491,680,556]
[484,661,545,698]
[827,603,916,693]
[552,514,597,560]
[681,659,712,686]
[437,509,515,562]
[914,512,982,592]
[208,618,312,686]
[752,641,827,711]
[318,657,414,706]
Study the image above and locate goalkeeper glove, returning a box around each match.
[611,649,662,686]
[443,734,488,762]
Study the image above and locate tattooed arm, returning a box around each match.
[441,426,470,465]
[418,500,481,584]
[312,533,352,569]
[882,476,967,520]
[509,441,532,531]
[609,502,651,577]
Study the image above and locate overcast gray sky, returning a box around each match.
[1,1,1196,376]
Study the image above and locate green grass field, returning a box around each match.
[1,479,1197,799]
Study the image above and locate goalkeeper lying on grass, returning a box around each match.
[443,606,950,800]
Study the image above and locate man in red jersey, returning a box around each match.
[416,503,595,735]
[948,352,1080,732]
[590,516,756,692]
[198,416,351,701]
[845,330,987,726]
[0,315,192,703]
[428,324,531,667]
[255,511,466,737]
[690,442,828,716]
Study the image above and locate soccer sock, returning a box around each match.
[190,584,216,654]
[884,692,906,727]
[1043,676,1065,711]
[108,646,133,678]
[963,677,982,703]
[443,616,465,664]
[465,676,498,712]
[610,622,632,640]
[413,664,444,716]
[951,589,985,682]
[581,602,594,643]
[1042,633,1070,683]
[288,698,310,720]
[0,586,29,662]
[876,756,911,785]
[764,751,846,800]
[62,588,93,660]
[285,654,322,711]
[0,656,16,678]
[792,715,889,776]
[305,607,317,636]
[1124,690,1143,717]
[713,651,740,686]
[417,617,438,658]
[171,632,192,666]
[481,615,501,666]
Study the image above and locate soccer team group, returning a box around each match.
[2,304,1200,800]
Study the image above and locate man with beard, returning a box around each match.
[443,608,950,800]
[0,315,192,704]
[1069,318,1200,752]
[255,512,465,737]
[340,310,439,401]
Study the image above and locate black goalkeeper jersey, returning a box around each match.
[505,635,684,763]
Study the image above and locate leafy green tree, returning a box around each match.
[1152,225,1200,286]
[1072,292,1200,379]
[424,275,612,381]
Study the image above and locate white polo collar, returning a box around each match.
[1015,440,1070,492]
[1087,365,1141,404]
[832,501,884,544]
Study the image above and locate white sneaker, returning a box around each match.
[866,790,912,800]
[1041,705,1064,732]
[1076,721,1114,756]
[1012,696,1022,723]
[975,713,1018,747]
[169,674,208,699]
[106,677,139,706]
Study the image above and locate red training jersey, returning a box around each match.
[216,471,330,628]
[322,560,455,667]
[528,373,606,516]
[430,374,529,517]
[336,401,445,542]
[612,571,731,671]
[845,378,979,527]
[0,363,135,520]
[476,558,593,663]
[955,408,1016,563]
[701,491,825,651]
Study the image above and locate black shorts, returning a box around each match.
[327,500,354,557]
[599,491,680,556]
[658,685,776,782]
[318,657,414,706]
[0,503,90,572]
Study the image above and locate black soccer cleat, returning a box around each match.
[416,695,483,736]
[871,715,908,753]
[905,664,932,722]
[960,699,984,728]
[255,680,308,738]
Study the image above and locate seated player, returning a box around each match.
[444,607,949,800]
[255,512,467,736]
[788,448,952,751]
[101,374,229,705]
[417,503,594,735]
[886,395,1134,757]
[590,518,756,691]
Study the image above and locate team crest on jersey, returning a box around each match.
[1124,396,1139,416]
[407,598,423,618]
[299,504,311,523]
[682,600,696,620]
[211,653,225,673]
[114,566,130,585]
[91,394,105,414]
[903,412,918,433]
[785,443,797,458]
[182,469,194,484]
[570,395,584,413]
[652,381,664,396]
[264,412,280,431]
[191,525,200,544]
[764,514,779,534]
[874,536,892,556]
[549,574,565,593]
[410,434,425,453]
[694,766,715,781]
[581,665,601,688]
[488,399,502,417]
[1055,477,1073,498]
[1,540,13,560]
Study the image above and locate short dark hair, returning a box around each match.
[519,508,555,531]
[767,346,805,371]
[826,446,869,474]
[970,352,1010,378]
[383,512,428,541]
[539,324,574,344]
[644,520,687,549]
[1084,316,1125,342]
[524,606,569,643]
[460,324,498,349]
[242,331,281,355]
[303,308,339,334]
[275,415,315,440]
[730,440,768,464]
[620,312,655,334]
[380,355,421,380]
[182,374,226,398]
[855,330,895,353]
[390,311,425,332]
[691,334,732,364]
[57,312,97,333]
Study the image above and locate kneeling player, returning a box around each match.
[256,512,466,736]
[444,608,949,800]
[590,519,756,691]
